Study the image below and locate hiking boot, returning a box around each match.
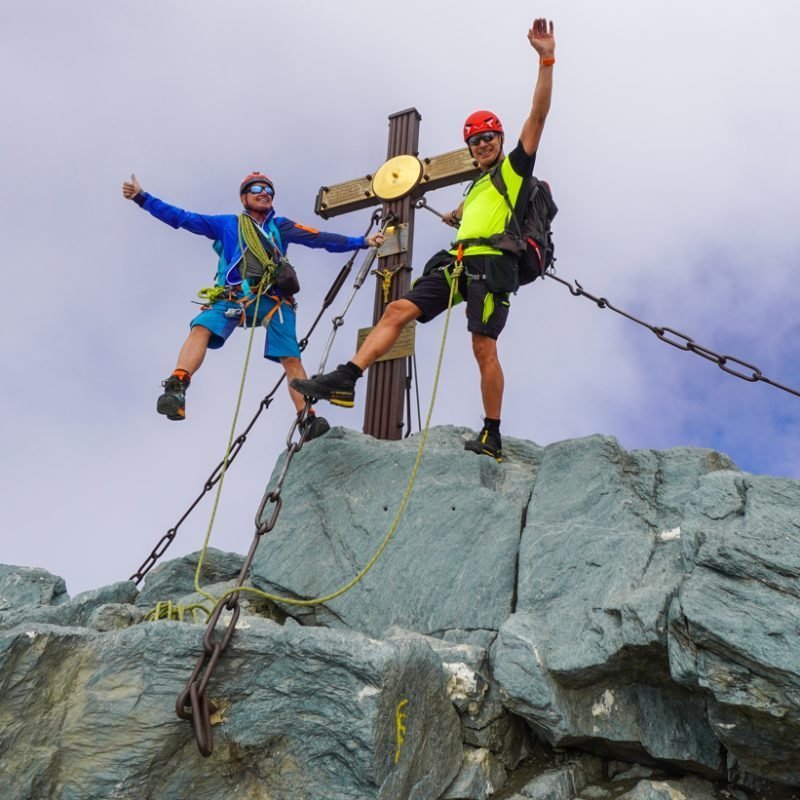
[300,413,330,442]
[157,374,189,421]
[464,428,503,462]
[291,366,357,408]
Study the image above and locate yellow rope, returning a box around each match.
[147,246,464,622]
[200,257,465,613]
[191,217,273,604]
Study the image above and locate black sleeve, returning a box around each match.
[508,140,537,178]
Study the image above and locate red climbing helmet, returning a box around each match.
[240,171,275,196]
[463,110,504,142]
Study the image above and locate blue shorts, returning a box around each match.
[190,297,300,362]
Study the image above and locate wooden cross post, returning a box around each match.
[315,107,479,440]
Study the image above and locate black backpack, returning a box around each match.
[488,166,558,284]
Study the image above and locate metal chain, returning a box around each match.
[129,210,386,585]
[175,217,395,755]
[175,413,308,757]
[544,272,800,399]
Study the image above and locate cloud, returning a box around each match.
[3,0,800,594]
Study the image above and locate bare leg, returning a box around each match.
[175,326,213,376]
[281,356,309,413]
[471,333,504,419]
[352,299,422,371]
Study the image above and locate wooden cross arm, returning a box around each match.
[315,147,479,220]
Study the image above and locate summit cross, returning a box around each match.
[314,107,479,440]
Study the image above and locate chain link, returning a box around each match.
[129,211,385,585]
[546,272,800,399]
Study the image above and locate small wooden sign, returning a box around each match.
[357,321,416,363]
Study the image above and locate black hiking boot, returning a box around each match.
[291,366,357,408]
[464,428,503,463]
[299,412,330,442]
[157,374,190,421]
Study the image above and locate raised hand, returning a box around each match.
[122,173,142,200]
[527,18,555,58]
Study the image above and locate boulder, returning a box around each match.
[0,618,461,800]
[249,427,540,638]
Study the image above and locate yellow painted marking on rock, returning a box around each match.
[394,698,409,765]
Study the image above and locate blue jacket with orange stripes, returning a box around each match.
[134,192,367,289]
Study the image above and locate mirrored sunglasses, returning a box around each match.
[247,184,274,196]
[466,131,499,147]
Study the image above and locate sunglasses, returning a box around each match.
[247,184,274,196]
[466,131,500,147]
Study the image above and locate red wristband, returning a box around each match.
[540,57,556,66]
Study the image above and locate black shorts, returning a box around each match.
[403,251,511,340]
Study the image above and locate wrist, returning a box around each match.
[539,56,555,67]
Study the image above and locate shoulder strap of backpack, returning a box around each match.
[489,165,523,238]
[266,218,284,254]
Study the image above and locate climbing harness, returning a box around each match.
[175,240,463,758]
[128,210,386,586]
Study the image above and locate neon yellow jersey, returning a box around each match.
[450,141,536,257]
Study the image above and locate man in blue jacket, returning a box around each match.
[122,172,383,438]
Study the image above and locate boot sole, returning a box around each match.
[464,442,502,462]
[329,395,355,408]
[157,396,186,421]
[293,381,354,408]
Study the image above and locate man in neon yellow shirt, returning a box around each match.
[293,18,556,462]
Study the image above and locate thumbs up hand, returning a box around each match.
[122,173,143,200]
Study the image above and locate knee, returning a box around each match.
[190,325,212,344]
[383,300,419,326]
[472,334,497,362]
[281,356,302,369]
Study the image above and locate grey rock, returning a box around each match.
[135,547,245,607]
[669,471,800,786]
[9,428,800,795]
[617,776,717,800]
[608,762,658,781]
[386,625,490,672]
[0,619,461,800]
[385,627,529,768]
[515,761,592,799]
[0,580,137,630]
[89,602,144,631]
[577,788,613,800]
[444,660,490,715]
[442,746,508,800]
[463,709,531,769]
[0,564,67,610]
[494,437,730,775]
[249,426,538,638]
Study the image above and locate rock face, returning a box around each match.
[2,426,800,800]
[0,608,461,799]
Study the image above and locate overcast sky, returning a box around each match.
[3,1,799,596]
